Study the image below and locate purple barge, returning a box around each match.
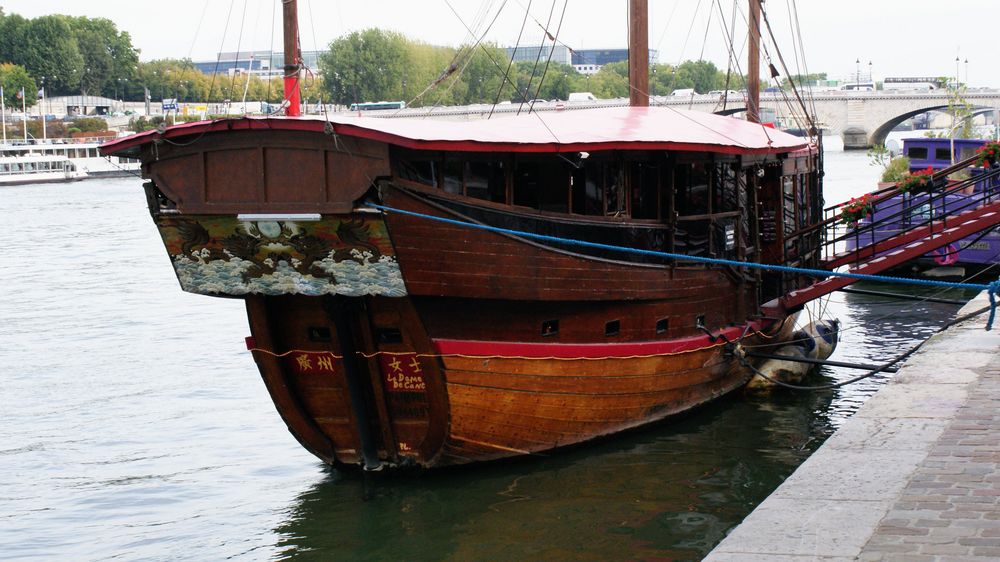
[845,137,1000,276]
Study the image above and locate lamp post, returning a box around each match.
[955,56,960,89]
[964,58,969,86]
[868,60,873,87]
[855,58,860,86]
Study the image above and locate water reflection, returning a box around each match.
[274,387,838,561]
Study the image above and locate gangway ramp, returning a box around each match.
[822,201,1000,270]
[775,199,1000,311]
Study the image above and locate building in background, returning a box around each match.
[504,45,573,66]
[191,51,323,78]
[504,45,658,75]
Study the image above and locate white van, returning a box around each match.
[670,88,696,97]
[568,92,597,102]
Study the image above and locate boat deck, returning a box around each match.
[707,292,1000,560]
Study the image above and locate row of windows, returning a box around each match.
[396,151,745,222]
[0,147,101,159]
[0,161,73,174]
[541,317,671,337]
[906,145,979,163]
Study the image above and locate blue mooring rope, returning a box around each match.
[367,203,1000,330]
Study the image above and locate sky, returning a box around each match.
[0,1,992,86]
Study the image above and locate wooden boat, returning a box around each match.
[101,0,825,469]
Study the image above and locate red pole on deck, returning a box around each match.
[282,0,301,117]
[628,0,649,107]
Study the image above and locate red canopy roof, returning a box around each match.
[102,106,810,157]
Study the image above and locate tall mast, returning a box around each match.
[628,0,649,107]
[747,0,762,123]
[282,0,301,117]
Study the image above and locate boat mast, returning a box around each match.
[628,0,649,107]
[282,0,302,117]
[747,0,762,123]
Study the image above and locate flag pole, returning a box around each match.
[21,88,27,142]
[1,86,7,144]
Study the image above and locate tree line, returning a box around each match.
[0,8,781,111]
[317,29,745,107]
[0,8,138,106]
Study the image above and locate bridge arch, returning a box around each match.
[870,105,999,147]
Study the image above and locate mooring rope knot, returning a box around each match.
[986,280,1000,331]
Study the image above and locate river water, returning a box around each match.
[0,142,978,561]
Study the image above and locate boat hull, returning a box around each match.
[244,293,762,468]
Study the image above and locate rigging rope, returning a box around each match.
[489,0,532,118]
[528,0,569,114]
[517,0,557,115]
[366,202,1000,330]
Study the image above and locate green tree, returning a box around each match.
[674,60,725,94]
[319,28,408,105]
[587,61,629,99]
[69,17,139,97]
[947,85,976,140]
[0,63,37,108]
[19,15,83,94]
[0,13,29,71]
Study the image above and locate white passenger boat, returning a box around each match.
[0,138,140,179]
[0,153,87,186]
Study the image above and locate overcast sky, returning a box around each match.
[0,1,991,86]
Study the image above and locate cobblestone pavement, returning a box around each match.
[858,358,1000,561]
[706,294,1000,561]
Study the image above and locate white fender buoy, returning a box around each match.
[746,318,840,390]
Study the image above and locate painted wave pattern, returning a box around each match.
[173,248,407,297]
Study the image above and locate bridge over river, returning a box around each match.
[368,90,1000,149]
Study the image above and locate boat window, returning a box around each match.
[398,159,438,187]
[0,164,8,173]
[906,146,928,159]
[442,158,463,194]
[797,173,810,230]
[605,162,624,215]
[782,176,796,236]
[541,319,559,336]
[656,318,669,334]
[571,165,603,215]
[713,163,740,213]
[934,148,952,161]
[630,161,660,219]
[604,320,621,337]
[513,160,570,213]
[465,161,506,203]
[24,163,35,172]
[89,148,98,158]
[675,163,709,216]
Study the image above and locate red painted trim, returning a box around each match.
[284,76,301,117]
[100,116,806,157]
[432,325,753,359]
